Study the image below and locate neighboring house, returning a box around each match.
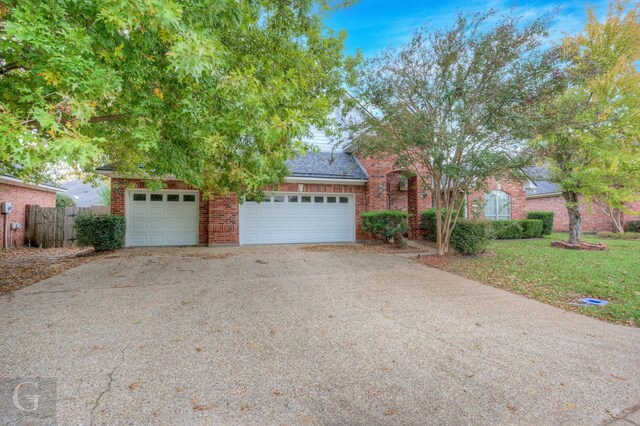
[98,126,534,247]
[524,166,640,232]
[0,174,65,247]
[62,178,109,207]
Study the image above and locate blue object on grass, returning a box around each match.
[578,298,609,306]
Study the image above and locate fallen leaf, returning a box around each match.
[129,382,140,391]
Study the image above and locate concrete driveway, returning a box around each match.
[1,245,639,425]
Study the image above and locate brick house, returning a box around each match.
[99,126,534,247]
[524,166,640,232]
[0,174,65,248]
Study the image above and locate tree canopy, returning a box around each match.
[0,0,358,194]
[346,11,561,255]
[533,0,640,242]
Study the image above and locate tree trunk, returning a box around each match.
[610,208,625,233]
[563,191,582,244]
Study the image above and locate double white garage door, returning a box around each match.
[126,190,355,246]
[239,193,355,244]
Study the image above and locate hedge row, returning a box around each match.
[361,210,409,246]
[74,214,126,251]
[626,221,640,233]
[449,220,493,255]
[526,211,554,235]
[490,219,544,239]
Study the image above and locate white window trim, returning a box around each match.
[484,190,511,221]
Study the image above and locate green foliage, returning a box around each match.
[597,231,640,240]
[490,219,544,239]
[98,186,111,206]
[449,220,493,255]
[74,215,126,251]
[347,9,560,254]
[0,0,358,195]
[56,193,76,208]
[361,210,409,244]
[490,220,524,239]
[625,221,640,233]
[420,208,459,242]
[527,211,555,235]
[532,2,640,242]
[521,219,544,238]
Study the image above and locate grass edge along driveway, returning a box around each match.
[443,233,640,327]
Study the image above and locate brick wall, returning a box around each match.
[110,178,367,245]
[623,200,640,226]
[525,194,617,233]
[0,182,57,247]
[466,175,527,220]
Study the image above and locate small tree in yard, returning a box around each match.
[346,11,560,255]
[533,1,640,243]
[56,193,76,208]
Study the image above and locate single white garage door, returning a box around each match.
[239,193,355,244]
[126,190,199,247]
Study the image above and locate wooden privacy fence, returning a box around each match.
[24,205,110,248]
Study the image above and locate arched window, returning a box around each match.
[484,190,511,220]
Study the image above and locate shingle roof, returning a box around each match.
[523,166,561,196]
[61,178,109,207]
[286,152,368,180]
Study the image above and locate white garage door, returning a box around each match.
[126,190,199,247]
[239,193,355,244]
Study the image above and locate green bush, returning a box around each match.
[626,221,640,233]
[420,208,459,242]
[361,210,409,245]
[74,214,126,251]
[597,231,640,240]
[521,219,544,238]
[526,211,554,235]
[450,220,492,255]
[56,192,76,208]
[490,220,524,239]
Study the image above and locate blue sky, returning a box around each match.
[326,0,610,57]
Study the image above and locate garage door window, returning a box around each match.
[167,194,179,202]
[151,194,163,201]
[314,196,324,203]
[133,194,146,201]
[183,194,195,202]
[274,195,285,202]
[339,197,349,203]
[327,196,336,203]
[301,196,311,203]
[288,196,298,202]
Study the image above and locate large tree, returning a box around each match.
[345,11,560,255]
[0,0,358,194]
[533,0,640,243]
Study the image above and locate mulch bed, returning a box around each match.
[0,247,106,294]
[300,241,435,254]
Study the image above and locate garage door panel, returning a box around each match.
[240,193,354,245]
[127,191,198,247]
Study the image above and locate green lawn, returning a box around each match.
[444,233,640,326]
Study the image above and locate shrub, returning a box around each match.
[56,193,76,208]
[521,219,544,238]
[74,214,126,251]
[626,221,640,233]
[526,211,554,235]
[361,210,409,246]
[420,208,459,242]
[596,231,640,240]
[450,220,492,255]
[490,220,524,239]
